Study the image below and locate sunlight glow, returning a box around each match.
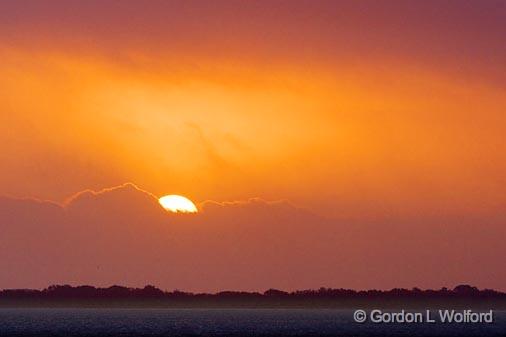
[159,195,198,213]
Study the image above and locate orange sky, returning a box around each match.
[1,4,505,216]
[0,1,505,290]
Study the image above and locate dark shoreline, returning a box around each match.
[1,284,505,309]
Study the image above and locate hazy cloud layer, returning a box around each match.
[1,184,504,292]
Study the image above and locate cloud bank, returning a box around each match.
[0,183,504,292]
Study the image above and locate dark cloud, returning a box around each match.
[0,184,505,291]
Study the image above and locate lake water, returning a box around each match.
[0,308,504,336]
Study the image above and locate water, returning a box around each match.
[0,308,504,336]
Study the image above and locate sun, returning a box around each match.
[159,195,198,213]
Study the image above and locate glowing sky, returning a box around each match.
[0,1,505,220]
[1,1,506,291]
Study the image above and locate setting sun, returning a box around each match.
[159,195,198,213]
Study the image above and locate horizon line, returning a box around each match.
[2,283,503,295]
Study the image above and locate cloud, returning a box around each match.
[186,122,235,171]
[0,183,505,292]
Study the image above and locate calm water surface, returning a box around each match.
[0,308,504,337]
